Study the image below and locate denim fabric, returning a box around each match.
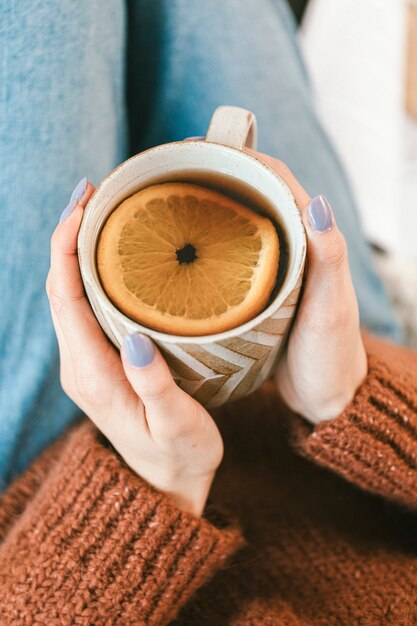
[0,0,402,488]
[0,0,127,487]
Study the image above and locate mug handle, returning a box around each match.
[205,105,258,150]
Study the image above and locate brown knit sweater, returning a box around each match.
[1,332,417,625]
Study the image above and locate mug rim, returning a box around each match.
[78,140,306,345]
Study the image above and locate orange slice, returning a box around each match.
[97,182,279,336]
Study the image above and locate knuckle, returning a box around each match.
[165,399,201,439]
[156,413,193,445]
[47,284,68,314]
[327,308,351,333]
[74,371,103,407]
[60,378,72,399]
[309,304,351,335]
[168,415,194,439]
[322,234,347,271]
[142,377,174,404]
[46,282,85,314]
[50,228,61,255]
[60,369,75,400]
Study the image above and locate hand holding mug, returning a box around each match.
[47,155,367,523]
[47,182,223,518]
[247,152,367,424]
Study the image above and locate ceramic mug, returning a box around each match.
[78,106,306,408]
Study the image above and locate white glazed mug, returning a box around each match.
[78,106,306,408]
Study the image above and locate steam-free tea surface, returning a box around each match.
[97,182,279,336]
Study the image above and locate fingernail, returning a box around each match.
[123,333,155,368]
[308,195,333,233]
[59,197,77,223]
[70,177,87,202]
[59,177,87,223]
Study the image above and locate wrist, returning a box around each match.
[162,472,216,517]
[109,446,217,517]
[278,338,368,425]
[303,347,368,425]
[303,390,361,424]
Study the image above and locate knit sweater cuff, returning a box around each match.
[290,333,417,510]
[0,422,243,625]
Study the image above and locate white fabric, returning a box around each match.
[300,0,417,259]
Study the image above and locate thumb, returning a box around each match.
[301,195,359,330]
[303,195,348,276]
[121,332,185,421]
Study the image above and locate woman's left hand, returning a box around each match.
[248,151,368,424]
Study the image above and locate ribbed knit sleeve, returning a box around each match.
[291,332,417,510]
[0,422,243,626]
[0,435,66,542]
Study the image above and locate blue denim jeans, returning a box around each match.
[0,0,402,488]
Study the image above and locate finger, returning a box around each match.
[121,333,191,432]
[59,177,93,222]
[48,180,95,303]
[303,194,349,275]
[246,151,348,280]
[246,151,360,335]
[48,192,105,347]
[47,181,96,338]
[47,202,99,359]
[47,183,124,394]
[49,304,72,375]
[301,195,361,334]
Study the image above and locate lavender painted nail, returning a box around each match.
[307,195,333,233]
[59,177,87,223]
[59,197,77,223]
[70,176,87,202]
[123,333,155,368]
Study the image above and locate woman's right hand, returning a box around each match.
[46,182,223,517]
